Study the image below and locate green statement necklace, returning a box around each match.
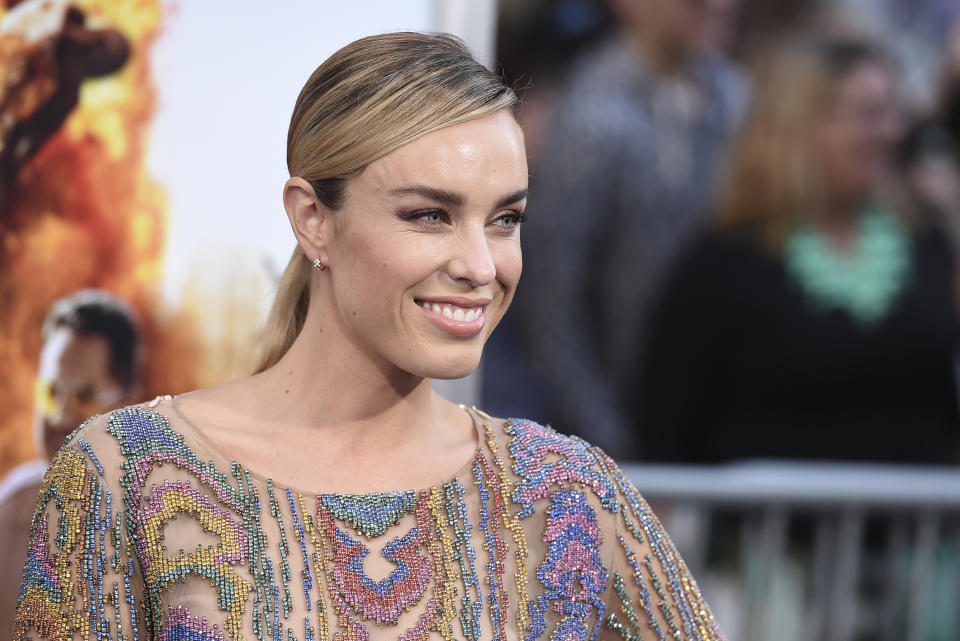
[783,206,912,327]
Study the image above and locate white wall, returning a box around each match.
[150,1,433,309]
[148,1,496,402]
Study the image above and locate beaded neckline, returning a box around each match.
[156,394,484,500]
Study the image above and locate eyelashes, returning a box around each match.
[499,212,528,227]
[398,208,526,230]
[400,209,449,224]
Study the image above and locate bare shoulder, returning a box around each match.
[165,376,280,438]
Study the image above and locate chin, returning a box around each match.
[410,348,483,381]
[429,366,479,381]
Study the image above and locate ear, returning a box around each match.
[284,177,332,266]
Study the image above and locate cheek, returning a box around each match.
[846,127,887,179]
[676,5,708,40]
[335,228,437,312]
[331,229,397,320]
[820,124,861,171]
[494,238,523,291]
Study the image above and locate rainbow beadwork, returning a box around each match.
[14,401,723,641]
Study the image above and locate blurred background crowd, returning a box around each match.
[485,0,960,467]
[3,1,960,640]
[480,1,960,639]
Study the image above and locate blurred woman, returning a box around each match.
[639,38,960,463]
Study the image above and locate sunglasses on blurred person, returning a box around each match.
[34,377,124,421]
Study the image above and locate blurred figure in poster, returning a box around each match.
[0,0,129,221]
[0,289,141,627]
[504,0,747,457]
[640,38,960,464]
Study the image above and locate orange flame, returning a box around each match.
[0,0,204,476]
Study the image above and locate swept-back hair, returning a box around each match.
[257,32,517,372]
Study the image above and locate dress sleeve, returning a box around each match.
[13,417,147,641]
[594,450,725,641]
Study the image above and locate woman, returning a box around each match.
[639,38,960,464]
[13,33,722,641]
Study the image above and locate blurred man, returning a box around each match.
[0,289,141,627]
[506,0,748,457]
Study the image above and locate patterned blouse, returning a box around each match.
[13,395,722,641]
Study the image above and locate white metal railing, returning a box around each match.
[622,462,960,641]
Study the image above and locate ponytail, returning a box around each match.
[255,248,312,372]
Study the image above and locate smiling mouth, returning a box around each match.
[415,300,484,322]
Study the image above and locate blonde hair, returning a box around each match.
[256,32,517,372]
[718,38,891,247]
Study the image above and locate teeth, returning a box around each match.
[418,301,484,322]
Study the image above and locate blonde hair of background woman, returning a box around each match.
[718,37,900,248]
[256,32,517,373]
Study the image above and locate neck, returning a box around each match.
[815,195,867,250]
[822,191,868,224]
[253,295,446,448]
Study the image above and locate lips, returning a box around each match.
[415,297,490,338]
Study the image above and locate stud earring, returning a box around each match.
[312,258,325,271]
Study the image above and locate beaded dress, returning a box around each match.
[14,395,722,641]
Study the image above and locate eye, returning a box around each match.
[49,380,67,399]
[75,386,96,403]
[400,208,451,226]
[419,210,445,224]
[492,211,527,229]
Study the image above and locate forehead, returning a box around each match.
[354,111,527,200]
[40,327,114,382]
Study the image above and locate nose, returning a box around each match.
[447,225,496,287]
[883,110,905,146]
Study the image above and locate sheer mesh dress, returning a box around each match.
[14,395,722,641]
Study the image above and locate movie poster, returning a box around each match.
[0,0,440,476]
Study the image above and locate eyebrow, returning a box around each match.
[390,185,466,207]
[390,185,528,210]
[495,188,528,209]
